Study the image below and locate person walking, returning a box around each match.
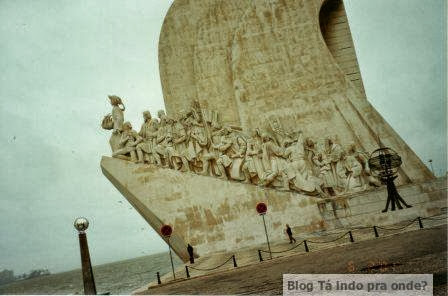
[187,243,194,264]
[286,224,296,244]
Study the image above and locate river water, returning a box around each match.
[0,252,182,295]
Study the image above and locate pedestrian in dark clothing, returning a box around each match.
[187,243,194,264]
[286,224,296,244]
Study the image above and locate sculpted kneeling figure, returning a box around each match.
[112,121,142,162]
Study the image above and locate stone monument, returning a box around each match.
[100,0,444,262]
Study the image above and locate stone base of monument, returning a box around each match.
[101,156,446,262]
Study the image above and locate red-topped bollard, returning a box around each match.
[161,224,176,280]
[256,202,272,259]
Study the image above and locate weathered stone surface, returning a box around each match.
[158,0,433,184]
[100,0,442,264]
[101,156,323,260]
[101,156,445,262]
[102,98,389,197]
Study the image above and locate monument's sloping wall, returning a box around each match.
[319,0,366,96]
[158,0,216,119]
[101,156,445,262]
[158,0,433,184]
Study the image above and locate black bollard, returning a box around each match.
[185,266,190,278]
[304,240,309,252]
[258,250,263,262]
[156,272,161,285]
[232,255,238,268]
[373,226,379,238]
[348,231,354,243]
[418,217,424,229]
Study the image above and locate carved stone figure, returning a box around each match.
[268,117,293,148]
[346,143,381,188]
[102,95,125,152]
[336,151,363,193]
[213,126,235,180]
[183,109,204,168]
[305,137,320,176]
[109,96,125,132]
[112,121,142,162]
[194,124,215,175]
[164,131,177,169]
[242,129,264,184]
[102,100,384,198]
[313,152,336,196]
[284,132,327,197]
[228,131,247,181]
[136,111,160,164]
[325,136,344,189]
[165,115,190,171]
[260,133,288,190]
[154,110,173,168]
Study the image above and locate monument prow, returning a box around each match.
[101,156,191,261]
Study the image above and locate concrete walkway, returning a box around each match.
[137,217,447,295]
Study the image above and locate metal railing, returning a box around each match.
[256,213,446,261]
[184,255,237,278]
[154,213,446,283]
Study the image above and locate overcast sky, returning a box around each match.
[0,0,446,274]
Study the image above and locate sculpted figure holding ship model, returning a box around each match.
[102,95,125,152]
[101,96,381,197]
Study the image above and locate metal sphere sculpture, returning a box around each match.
[368,147,412,212]
[368,148,402,178]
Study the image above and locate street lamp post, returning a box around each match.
[74,217,97,295]
[256,202,272,259]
